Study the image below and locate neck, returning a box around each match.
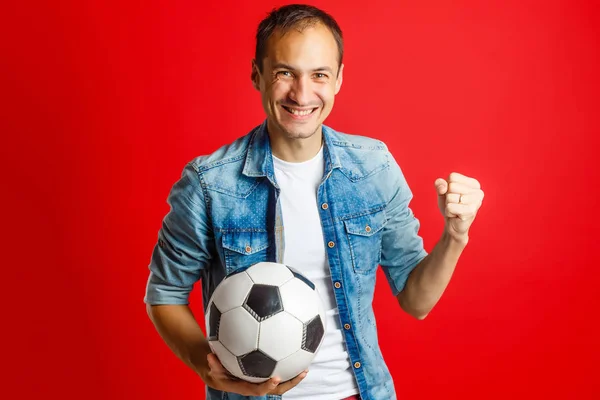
[268,122,323,163]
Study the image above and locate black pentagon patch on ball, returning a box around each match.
[243,284,282,321]
[208,303,221,341]
[238,350,277,378]
[302,315,324,353]
[286,265,315,290]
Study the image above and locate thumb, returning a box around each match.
[435,178,448,196]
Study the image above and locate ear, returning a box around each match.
[251,59,260,91]
[334,63,344,95]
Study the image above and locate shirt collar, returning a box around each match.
[242,119,342,180]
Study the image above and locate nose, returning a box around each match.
[289,75,311,106]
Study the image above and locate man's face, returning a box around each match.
[252,23,344,141]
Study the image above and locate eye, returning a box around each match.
[276,71,293,78]
[314,73,328,80]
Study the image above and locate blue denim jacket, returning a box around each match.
[144,120,428,400]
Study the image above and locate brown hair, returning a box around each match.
[255,4,344,73]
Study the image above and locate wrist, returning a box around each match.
[442,228,469,248]
[189,340,212,379]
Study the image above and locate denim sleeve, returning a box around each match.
[379,151,428,296]
[144,162,214,305]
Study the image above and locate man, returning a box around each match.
[144,4,484,400]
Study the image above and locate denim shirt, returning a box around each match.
[144,120,428,400]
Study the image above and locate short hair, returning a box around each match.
[255,4,344,73]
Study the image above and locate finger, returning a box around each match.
[448,172,481,189]
[253,377,280,396]
[224,377,279,397]
[207,353,227,373]
[207,353,238,381]
[445,193,461,204]
[270,370,308,395]
[435,178,448,196]
[446,192,480,205]
[452,190,485,205]
[210,368,237,381]
[445,203,476,220]
[207,352,219,365]
[447,182,480,195]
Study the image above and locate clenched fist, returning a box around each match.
[435,172,485,243]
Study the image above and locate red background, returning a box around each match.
[2,0,599,399]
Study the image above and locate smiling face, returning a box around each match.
[252,23,344,146]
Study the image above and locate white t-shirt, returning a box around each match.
[273,147,359,400]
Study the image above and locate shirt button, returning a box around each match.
[365,225,372,233]
[344,323,351,330]
[328,241,335,248]
[354,362,361,369]
[321,203,329,210]
[334,281,341,289]
[245,245,252,253]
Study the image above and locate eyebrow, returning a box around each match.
[272,63,334,74]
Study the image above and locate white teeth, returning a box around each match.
[286,107,314,116]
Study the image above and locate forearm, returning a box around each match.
[146,304,211,378]
[397,231,467,319]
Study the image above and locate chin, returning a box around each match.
[281,125,319,139]
[277,118,322,139]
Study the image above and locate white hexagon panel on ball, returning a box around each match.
[218,307,259,357]
[245,262,294,286]
[258,312,304,361]
[270,349,316,382]
[211,270,254,313]
[279,277,321,324]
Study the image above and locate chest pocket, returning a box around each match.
[343,209,387,275]
[221,230,271,274]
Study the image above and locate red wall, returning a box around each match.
[2,0,599,399]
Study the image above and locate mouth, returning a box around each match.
[281,105,319,117]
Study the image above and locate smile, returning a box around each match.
[282,106,318,116]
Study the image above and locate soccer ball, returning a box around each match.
[205,262,327,383]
